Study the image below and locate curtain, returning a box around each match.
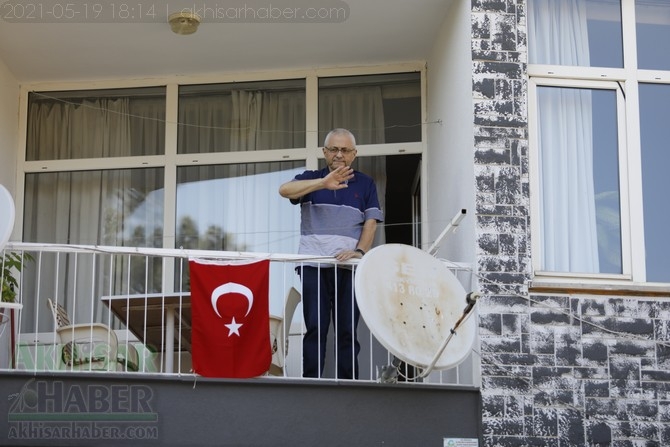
[178,95,233,153]
[129,97,166,156]
[318,86,387,246]
[179,89,306,153]
[318,86,386,144]
[529,0,599,272]
[231,89,306,151]
[528,0,591,66]
[230,90,263,151]
[27,98,131,160]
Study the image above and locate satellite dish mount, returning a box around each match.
[354,209,480,382]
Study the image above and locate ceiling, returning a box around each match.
[0,0,451,84]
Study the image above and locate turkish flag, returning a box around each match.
[189,258,271,378]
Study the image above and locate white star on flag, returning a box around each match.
[225,317,243,337]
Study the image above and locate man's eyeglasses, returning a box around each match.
[324,146,356,155]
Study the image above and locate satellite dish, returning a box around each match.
[0,185,15,251]
[355,244,476,371]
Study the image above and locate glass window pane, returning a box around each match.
[636,1,670,70]
[639,84,670,282]
[26,87,166,160]
[528,0,622,68]
[536,86,622,274]
[178,80,305,153]
[22,168,165,327]
[318,72,421,145]
[176,161,304,253]
[23,168,164,247]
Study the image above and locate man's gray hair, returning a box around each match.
[324,128,356,147]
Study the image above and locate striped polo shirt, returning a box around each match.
[290,167,384,258]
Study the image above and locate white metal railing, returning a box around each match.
[1,242,479,386]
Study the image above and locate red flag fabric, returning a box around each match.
[189,258,271,378]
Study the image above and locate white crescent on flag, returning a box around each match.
[210,282,254,318]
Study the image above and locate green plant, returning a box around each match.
[1,252,33,303]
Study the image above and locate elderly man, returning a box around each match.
[279,128,384,379]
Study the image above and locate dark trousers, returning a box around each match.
[300,266,360,379]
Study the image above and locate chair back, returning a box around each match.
[269,287,301,376]
[45,298,141,372]
[47,298,71,328]
[46,298,116,369]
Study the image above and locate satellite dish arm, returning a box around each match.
[418,292,481,379]
[454,292,480,327]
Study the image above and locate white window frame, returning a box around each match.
[528,76,633,283]
[528,0,670,286]
[16,64,427,294]
[14,63,427,251]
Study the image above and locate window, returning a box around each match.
[639,83,670,282]
[24,87,166,247]
[528,0,622,68]
[175,161,304,253]
[24,168,164,247]
[178,79,305,153]
[18,68,425,331]
[533,84,622,275]
[317,72,421,144]
[26,87,165,160]
[529,0,670,283]
[636,0,670,70]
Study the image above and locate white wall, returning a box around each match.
[425,0,475,265]
[0,56,18,197]
[0,57,18,368]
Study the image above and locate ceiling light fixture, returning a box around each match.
[168,11,201,35]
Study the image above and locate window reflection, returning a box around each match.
[639,84,670,282]
[176,161,304,253]
[24,168,164,247]
[636,0,670,70]
[21,168,166,332]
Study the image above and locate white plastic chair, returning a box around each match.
[268,287,301,376]
[47,298,139,371]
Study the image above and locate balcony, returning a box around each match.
[0,242,482,446]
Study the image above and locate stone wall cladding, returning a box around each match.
[472,1,670,446]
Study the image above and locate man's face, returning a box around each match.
[323,133,357,171]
